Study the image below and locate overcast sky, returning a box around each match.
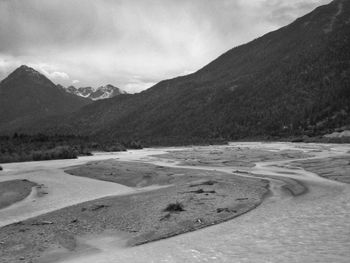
[0,0,331,93]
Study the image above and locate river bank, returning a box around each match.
[0,160,268,263]
[55,143,350,263]
[292,155,350,183]
[0,143,349,263]
[0,180,37,209]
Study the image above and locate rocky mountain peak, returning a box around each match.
[1,65,51,87]
[63,84,127,100]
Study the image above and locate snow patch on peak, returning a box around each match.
[62,84,127,100]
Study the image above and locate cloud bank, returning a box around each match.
[0,0,331,93]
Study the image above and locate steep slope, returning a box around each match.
[5,0,350,143]
[0,66,91,131]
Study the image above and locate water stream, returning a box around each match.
[1,142,350,262]
[58,143,350,263]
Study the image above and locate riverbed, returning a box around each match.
[1,142,350,263]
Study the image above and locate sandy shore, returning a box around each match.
[156,145,311,167]
[0,160,268,263]
[292,155,350,184]
[0,180,37,209]
[2,142,339,263]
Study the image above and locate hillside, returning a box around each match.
[3,0,350,144]
[0,66,90,132]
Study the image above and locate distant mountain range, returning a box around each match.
[0,0,349,144]
[61,84,127,101]
[0,66,126,131]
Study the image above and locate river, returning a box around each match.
[1,142,350,262]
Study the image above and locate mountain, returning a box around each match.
[3,0,350,144]
[89,84,127,100]
[64,86,94,98]
[64,84,127,100]
[0,65,91,131]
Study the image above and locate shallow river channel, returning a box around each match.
[1,142,350,263]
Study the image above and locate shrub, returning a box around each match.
[31,146,78,161]
[0,133,140,163]
[0,166,3,171]
[127,140,143,149]
[103,144,127,152]
[164,201,185,212]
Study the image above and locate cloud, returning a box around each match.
[123,77,157,93]
[49,71,69,80]
[38,69,69,81]
[260,0,331,25]
[26,63,70,81]
[72,80,80,84]
[0,0,332,92]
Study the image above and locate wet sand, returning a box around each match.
[54,143,350,263]
[0,180,37,209]
[0,157,135,229]
[0,161,268,263]
[292,156,350,183]
[157,145,311,167]
[1,143,349,263]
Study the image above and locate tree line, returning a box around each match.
[0,133,142,163]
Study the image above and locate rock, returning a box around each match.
[195,218,203,224]
[90,204,109,211]
[160,213,171,221]
[216,208,237,213]
[236,198,248,201]
[217,208,230,213]
[192,189,205,194]
[190,180,217,187]
[31,221,53,226]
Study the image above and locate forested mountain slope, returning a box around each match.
[0,66,90,131]
[4,0,350,144]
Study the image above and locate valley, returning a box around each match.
[0,1,350,262]
[1,0,349,143]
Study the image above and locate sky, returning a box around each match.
[0,0,332,93]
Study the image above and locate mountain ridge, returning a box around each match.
[0,65,91,131]
[1,0,349,144]
[63,84,127,101]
